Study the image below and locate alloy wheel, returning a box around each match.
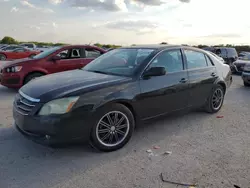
[0,55,6,60]
[96,111,130,147]
[212,88,223,110]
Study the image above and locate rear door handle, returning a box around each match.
[179,78,188,83]
[211,72,216,77]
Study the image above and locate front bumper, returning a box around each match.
[242,71,250,84]
[13,104,93,146]
[231,64,245,73]
[0,72,23,88]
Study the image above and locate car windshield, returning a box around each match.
[32,46,62,59]
[83,48,155,76]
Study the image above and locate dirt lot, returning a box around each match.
[0,75,249,188]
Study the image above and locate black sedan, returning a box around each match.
[231,59,250,74]
[13,45,232,151]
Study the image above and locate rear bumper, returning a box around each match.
[0,73,23,88]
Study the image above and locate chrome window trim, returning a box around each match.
[19,90,40,102]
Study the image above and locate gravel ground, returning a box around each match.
[0,75,249,188]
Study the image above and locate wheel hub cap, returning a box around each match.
[96,111,130,147]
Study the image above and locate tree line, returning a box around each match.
[0,36,122,49]
[1,36,250,52]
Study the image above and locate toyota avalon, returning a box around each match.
[13,45,232,152]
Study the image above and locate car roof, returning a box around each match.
[120,44,206,52]
[62,45,103,48]
[121,44,180,49]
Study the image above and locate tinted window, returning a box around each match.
[149,50,183,73]
[85,48,101,58]
[14,48,25,52]
[185,50,207,69]
[83,48,155,76]
[56,48,81,59]
[227,48,238,56]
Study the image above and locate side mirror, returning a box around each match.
[142,67,166,78]
[50,55,61,61]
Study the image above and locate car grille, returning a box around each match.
[15,92,40,115]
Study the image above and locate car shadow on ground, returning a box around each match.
[0,109,213,187]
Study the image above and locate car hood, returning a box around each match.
[20,70,131,102]
[1,58,36,68]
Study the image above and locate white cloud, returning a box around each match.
[51,0,188,12]
[21,0,54,13]
[10,7,19,12]
[52,22,58,28]
[21,0,35,8]
[29,25,41,30]
[48,0,63,5]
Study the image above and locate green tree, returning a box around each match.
[1,36,18,44]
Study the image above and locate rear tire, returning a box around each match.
[244,81,250,87]
[90,103,135,152]
[24,73,44,85]
[204,85,225,113]
[0,54,6,60]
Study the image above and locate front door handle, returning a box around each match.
[179,78,188,83]
[211,72,216,77]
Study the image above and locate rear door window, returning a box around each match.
[184,50,208,69]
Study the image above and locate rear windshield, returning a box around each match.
[227,48,238,56]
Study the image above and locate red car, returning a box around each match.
[0,48,40,60]
[0,45,106,88]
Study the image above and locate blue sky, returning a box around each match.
[0,0,249,45]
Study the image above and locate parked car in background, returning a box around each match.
[203,47,238,66]
[238,53,250,60]
[239,51,250,59]
[231,59,250,74]
[0,45,22,52]
[242,64,250,86]
[0,45,106,88]
[207,51,225,63]
[0,44,9,49]
[19,43,37,50]
[13,45,232,151]
[0,48,40,61]
[36,45,52,52]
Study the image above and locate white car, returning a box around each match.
[207,51,225,63]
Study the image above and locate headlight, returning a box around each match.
[244,65,250,72]
[6,66,22,73]
[38,96,79,116]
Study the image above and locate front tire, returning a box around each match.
[244,81,250,87]
[29,54,36,58]
[205,85,225,113]
[90,103,135,152]
[0,54,6,60]
[24,73,44,85]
